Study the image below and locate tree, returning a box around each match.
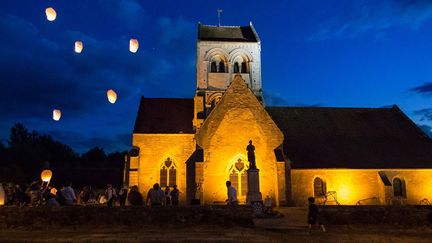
[107,151,127,168]
[8,123,30,147]
[80,147,107,167]
[0,124,126,185]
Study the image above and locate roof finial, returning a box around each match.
[217,9,223,27]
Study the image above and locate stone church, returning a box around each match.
[124,23,432,206]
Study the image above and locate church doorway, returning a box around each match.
[227,156,248,203]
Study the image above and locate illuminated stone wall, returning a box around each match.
[196,75,285,205]
[196,41,262,95]
[130,134,195,203]
[291,169,432,206]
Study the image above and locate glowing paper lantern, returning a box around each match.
[75,41,83,53]
[53,109,61,121]
[41,169,53,183]
[107,89,117,104]
[50,187,58,195]
[45,7,57,22]
[129,39,139,53]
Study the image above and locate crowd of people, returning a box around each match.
[0,181,180,207]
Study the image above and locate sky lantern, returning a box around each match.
[50,187,58,195]
[107,89,117,104]
[74,41,83,53]
[45,7,57,22]
[53,109,61,121]
[41,169,53,183]
[129,38,139,53]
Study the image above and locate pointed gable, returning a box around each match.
[196,74,283,148]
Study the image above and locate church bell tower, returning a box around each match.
[193,22,263,130]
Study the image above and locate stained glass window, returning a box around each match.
[160,158,177,188]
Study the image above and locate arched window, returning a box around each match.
[241,62,247,73]
[393,178,404,197]
[210,62,217,73]
[233,62,240,73]
[219,61,225,73]
[313,177,326,197]
[228,158,248,197]
[160,158,176,187]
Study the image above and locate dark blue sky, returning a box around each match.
[1,0,431,153]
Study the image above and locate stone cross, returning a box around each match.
[217,9,223,26]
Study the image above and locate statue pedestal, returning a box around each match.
[247,168,263,215]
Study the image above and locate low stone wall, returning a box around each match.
[0,206,254,229]
[319,205,432,226]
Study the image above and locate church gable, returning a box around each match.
[196,74,283,148]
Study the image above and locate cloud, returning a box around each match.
[263,90,322,107]
[0,13,197,152]
[414,108,432,122]
[158,16,195,46]
[0,14,189,119]
[418,124,432,138]
[409,82,432,96]
[263,91,290,106]
[309,0,432,40]
[97,0,147,30]
[48,129,131,153]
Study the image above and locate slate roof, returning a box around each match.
[133,96,432,168]
[266,106,432,169]
[133,97,194,134]
[198,24,259,42]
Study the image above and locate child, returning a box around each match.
[308,197,326,234]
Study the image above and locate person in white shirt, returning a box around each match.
[105,184,117,207]
[225,181,238,206]
[146,183,165,206]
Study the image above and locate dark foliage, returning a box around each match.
[0,123,127,187]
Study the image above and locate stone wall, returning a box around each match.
[131,134,195,203]
[319,205,432,226]
[196,75,285,205]
[196,42,262,94]
[0,206,254,229]
[291,169,432,206]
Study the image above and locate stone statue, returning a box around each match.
[247,140,256,169]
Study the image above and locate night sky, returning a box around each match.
[0,0,431,153]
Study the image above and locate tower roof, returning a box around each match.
[198,23,259,42]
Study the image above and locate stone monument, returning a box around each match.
[246,140,263,214]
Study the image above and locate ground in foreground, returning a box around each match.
[1,225,432,242]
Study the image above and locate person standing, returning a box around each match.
[307,197,326,234]
[171,185,180,206]
[146,183,165,207]
[61,182,76,206]
[105,184,117,207]
[164,186,171,206]
[118,185,128,206]
[225,181,238,206]
[0,183,5,206]
[127,186,143,206]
